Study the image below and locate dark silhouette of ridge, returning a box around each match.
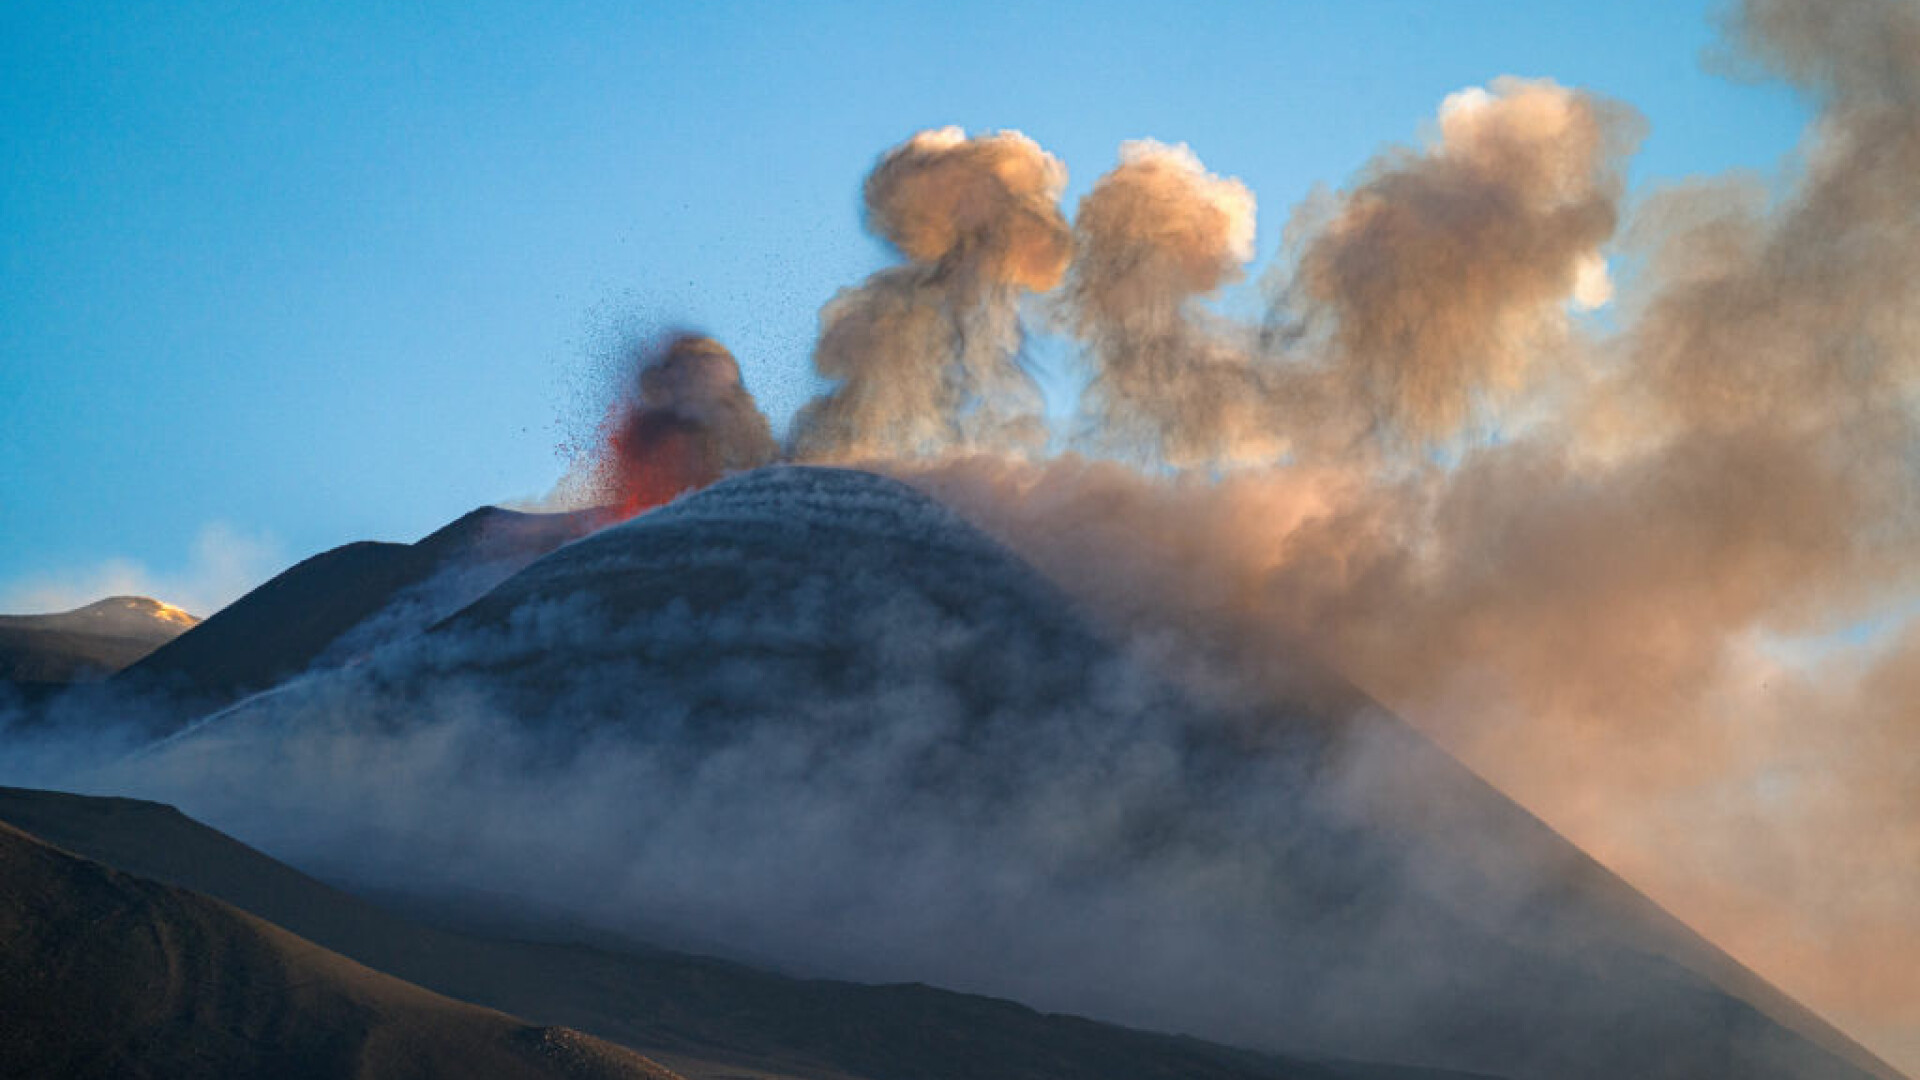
[114,504,605,721]
[0,812,683,1080]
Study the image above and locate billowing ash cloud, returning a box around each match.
[791,128,1071,461]
[1060,140,1273,465]
[1055,79,1640,466]
[583,334,779,518]
[1614,0,1920,442]
[1278,75,1640,449]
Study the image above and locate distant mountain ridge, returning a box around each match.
[0,596,198,685]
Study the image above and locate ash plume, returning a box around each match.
[1611,0,1920,442]
[579,333,779,518]
[1061,140,1274,465]
[1277,76,1641,451]
[791,128,1071,461]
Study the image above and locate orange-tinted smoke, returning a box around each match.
[866,127,1073,292]
[1061,140,1274,465]
[792,128,1071,462]
[1278,76,1641,450]
[596,334,779,520]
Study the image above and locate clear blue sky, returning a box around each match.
[1,1,1807,614]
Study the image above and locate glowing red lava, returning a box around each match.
[603,407,716,520]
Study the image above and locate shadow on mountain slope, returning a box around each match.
[0,814,681,1080]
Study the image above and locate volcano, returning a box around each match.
[129,466,1899,1080]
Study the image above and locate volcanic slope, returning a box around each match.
[0,597,197,687]
[0,816,683,1080]
[148,466,1899,1080]
[0,785,1483,1080]
[116,504,603,713]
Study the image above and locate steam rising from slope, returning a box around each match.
[792,129,1071,460]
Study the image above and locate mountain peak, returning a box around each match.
[87,595,200,629]
[0,596,201,684]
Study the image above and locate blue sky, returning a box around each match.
[1,1,1808,614]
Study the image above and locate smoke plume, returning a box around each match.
[791,128,1071,460]
[1060,140,1272,465]
[1053,79,1641,465]
[580,334,779,519]
[1273,76,1640,451]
